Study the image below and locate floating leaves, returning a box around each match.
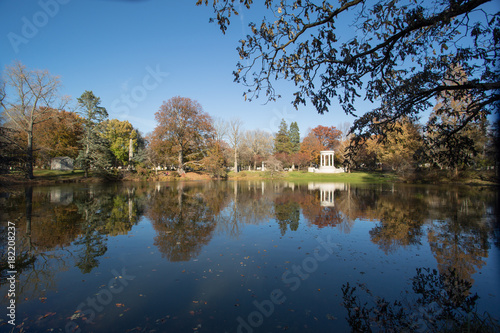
[37,312,56,321]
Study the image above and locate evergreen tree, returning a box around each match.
[274,118,292,154]
[76,91,112,177]
[289,121,300,153]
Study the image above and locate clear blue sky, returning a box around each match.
[0,0,370,136]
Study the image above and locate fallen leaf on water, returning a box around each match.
[69,310,83,320]
[38,312,56,321]
[39,297,47,303]
[115,303,125,307]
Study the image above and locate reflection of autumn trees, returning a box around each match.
[426,191,491,283]
[72,185,144,272]
[73,192,111,273]
[297,188,344,229]
[274,190,300,235]
[369,190,427,254]
[147,183,228,261]
[0,184,144,303]
[0,182,496,294]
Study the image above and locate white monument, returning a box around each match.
[308,150,344,173]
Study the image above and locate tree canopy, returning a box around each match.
[76,91,112,177]
[150,96,214,173]
[0,61,69,178]
[198,0,499,142]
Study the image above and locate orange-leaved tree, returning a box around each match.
[150,97,214,174]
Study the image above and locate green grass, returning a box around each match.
[284,170,396,183]
[2,169,395,185]
[33,169,85,180]
[228,170,396,183]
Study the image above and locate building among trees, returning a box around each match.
[308,150,344,173]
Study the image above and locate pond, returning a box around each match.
[0,181,499,332]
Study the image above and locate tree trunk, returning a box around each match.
[84,142,89,178]
[178,150,184,174]
[234,149,238,173]
[26,130,34,179]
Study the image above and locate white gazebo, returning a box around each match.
[308,150,344,173]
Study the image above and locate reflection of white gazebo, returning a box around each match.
[308,183,347,207]
[308,150,344,173]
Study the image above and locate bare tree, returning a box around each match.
[212,117,228,145]
[0,61,69,178]
[228,118,243,173]
[244,129,274,170]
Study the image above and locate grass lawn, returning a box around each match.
[228,170,396,183]
[284,170,396,183]
[0,169,89,185]
[33,169,86,180]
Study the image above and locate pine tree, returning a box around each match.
[274,119,292,154]
[76,91,112,177]
[289,122,300,153]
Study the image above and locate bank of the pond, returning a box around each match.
[0,169,213,186]
[1,169,497,186]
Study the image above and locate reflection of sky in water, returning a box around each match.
[0,182,498,332]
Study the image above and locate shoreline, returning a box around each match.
[1,169,498,187]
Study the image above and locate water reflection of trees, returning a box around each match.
[146,183,228,261]
[271,184,495,284]
[426,191,491,283]
[0,181,496,298]
[0,184,145,302]
[345,185,493,283]
[368,189,427,254]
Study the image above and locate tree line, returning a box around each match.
[1,61,498,179]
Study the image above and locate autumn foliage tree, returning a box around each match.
[102,119,138,167]
[377,119,423,174]
[311,125,342,150]
[425,65,489,174]
[0,62,69,178]
[299,130,324,166]
[150,97,214,174]
[33,110,83,166]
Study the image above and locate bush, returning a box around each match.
[136,165,149,177]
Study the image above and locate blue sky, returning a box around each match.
[0,0,361,136]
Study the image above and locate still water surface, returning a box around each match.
[0,181,499,332]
